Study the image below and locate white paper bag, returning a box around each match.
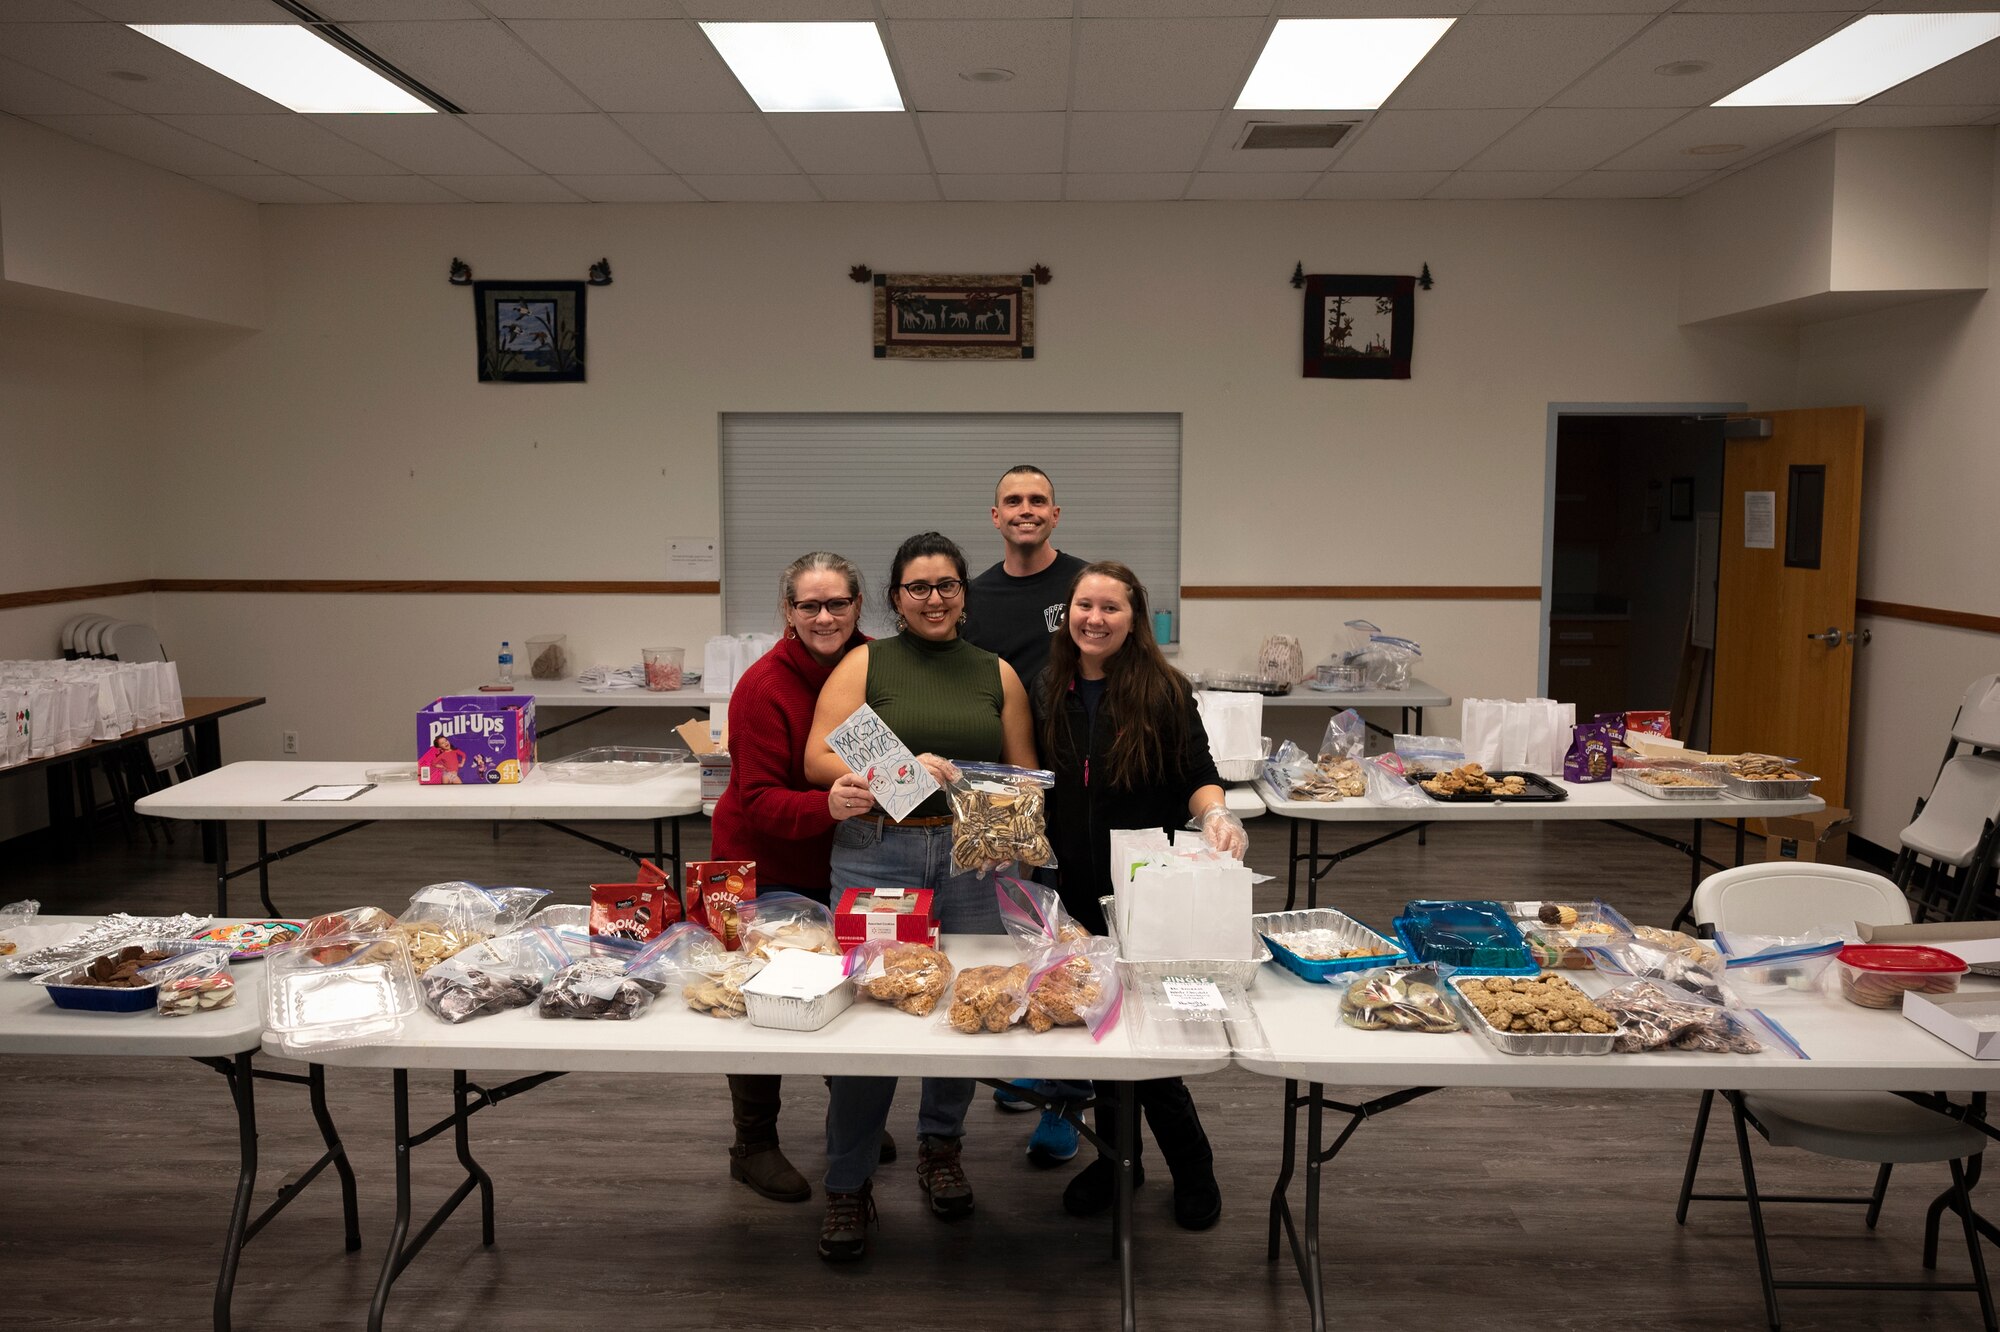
[703,636,738,694]
[25,683,56,759]
[1119,848,1254,962]
[1109,828,1173,940]
[89,675,123,741]
[1,688,27,767]
[1462,698,1504,769]
[130,663,163,728]
[1194,690,1263,763]
[158,660,184,721]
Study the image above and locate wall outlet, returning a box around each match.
[282,731,299,754]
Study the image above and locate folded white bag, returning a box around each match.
[1194,690,1263,763]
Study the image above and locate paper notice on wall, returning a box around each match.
[825,703,938,822]
[667,539,719,579]
[1744,492,1776,549]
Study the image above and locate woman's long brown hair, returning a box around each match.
[1039,561,1188,789]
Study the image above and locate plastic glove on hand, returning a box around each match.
[1200,805,1249,859]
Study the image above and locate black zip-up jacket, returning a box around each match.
[1032,669,1223,934]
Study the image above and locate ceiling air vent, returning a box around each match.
[1236,121,1357,151]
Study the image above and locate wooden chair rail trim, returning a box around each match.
[1857,599,2000,636]
[1181,585,1542,601]
[0,578,720,610]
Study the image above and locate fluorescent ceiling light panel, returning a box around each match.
[701,22,904,113]
[129,24,431,113]
[1716,13,2000,107]
[1236,18,1456,111]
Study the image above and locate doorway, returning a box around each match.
[1542,407,1732,748]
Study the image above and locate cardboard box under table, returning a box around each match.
[1762,807,1851,864]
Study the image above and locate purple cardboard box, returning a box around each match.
[417,695,536,785]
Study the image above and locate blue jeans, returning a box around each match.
[823,817,1003,1192]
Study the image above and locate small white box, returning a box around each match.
[1859,922,2000,974]
[1902,990,2000,1060]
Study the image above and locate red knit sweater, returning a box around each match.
[708,630,866,895]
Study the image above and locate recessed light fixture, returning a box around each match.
[1684,143,1744,155]
[701,21,904,113]
[959,67,1014,83]
[1235,18,1456,111]
[1716,12,2000,107]
[1653,60,1709,77]
[106,69,151,82]
[128,24,432,113]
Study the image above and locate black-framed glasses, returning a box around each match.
[789,597,856,617]
[897,578,964,601]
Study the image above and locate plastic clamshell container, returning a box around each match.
[537,745,692,784]
[266,938,419,1046]
[1445,975,1618,1056]
[1100,895,1268,990]
[1514,900,1636,969]
[1394,900,1538,976]
[1613,767,1727,801]
[35,938,202,1013]
[740,951,853,1031]
[364,764,418,783]
[1834,944,1966,1009]
[1721,770,1821,801]
[1254,909,1407,983]
[1310,664,1367,692]
[1188,671,1290,696]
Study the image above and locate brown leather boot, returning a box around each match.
[729,1141,811,1203]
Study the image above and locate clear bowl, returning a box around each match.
[642,647,685,692]
[526,635,568,680]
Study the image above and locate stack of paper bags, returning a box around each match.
[1110,827,1254,962]
[1460,698,1576,775]
[1194,690,1262,764]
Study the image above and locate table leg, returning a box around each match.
[671,817,682,878]
[1308,823,1321,911]
[45,762,79,853]
[213,822,231,916]
[1302,1087,1326,1332]
[1114,1080,1139,1332]
[1736,819,1747,867]
[257,821,276,917]
[1286,819,1300,912]
[212,1051,257,1332]
[309,1064,363,1253]
[195,718,223,863]
[370,1069,412,1332]
[1267,1078,1297,1263]
[457,1070,497,1245]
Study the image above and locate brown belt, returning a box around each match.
[873,813,953,827]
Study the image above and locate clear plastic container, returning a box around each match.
[1394,900,1538,975]
[266,934,420,1050]
[642,647,685,692]
[536,745,691,784]
[1834,944,1966,1009]
[526,635,568,680]
[1311,664,1367,692]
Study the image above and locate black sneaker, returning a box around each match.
[1062,1157,1145,1218]
[818,1182,876,1263]
[1172,1166,1221,1231]
[916,1134,975,1220]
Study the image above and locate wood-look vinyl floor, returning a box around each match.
[2,816,1990,1331]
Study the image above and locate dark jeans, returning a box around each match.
[1089,1077,1214,1179]
[722,879,815,1148]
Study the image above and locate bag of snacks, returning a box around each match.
[846,939,954,1017]
[1024,938,1122,1039]
[1318,709,1366,761]
[941,962,1032,1034]
[422,926,570,1024]
[1581,931,1736,1008]
[1338,964,1460,1033]
[394,883,507,975]
[298,906,398,962]
[682,861,756,949]
[995,876,1091,952]
[947,763,1056,876]
[1362,755,1430,808]
[736,892,838,960]
[1562,718,1619,783]
[142,947,236,1018]
[539,934,653,1021]
[1596,978,1771,1054]
[632,922,763,1019]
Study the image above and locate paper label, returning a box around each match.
[866,914,897,940]
[1744,491,1776,549]
[826,703,939,822]
[1161,977,1227,1011]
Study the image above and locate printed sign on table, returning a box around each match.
[826,704,939,822]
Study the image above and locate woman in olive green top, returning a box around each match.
[805,531,1037,1261]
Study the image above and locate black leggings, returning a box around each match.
[1089,1077,1213,1176]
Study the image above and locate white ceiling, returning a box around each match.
[2,0,1996,203]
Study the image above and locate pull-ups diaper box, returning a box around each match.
[418,695,536,785]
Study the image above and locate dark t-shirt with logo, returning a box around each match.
[964,550,1089,690]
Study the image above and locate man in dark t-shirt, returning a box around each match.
[963,463,1087,690]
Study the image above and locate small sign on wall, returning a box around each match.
[668,539,719,579]
[1744,491,1776,549]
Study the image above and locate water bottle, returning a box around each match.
[498,641,514,687]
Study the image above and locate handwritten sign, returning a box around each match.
[826,703,939,822]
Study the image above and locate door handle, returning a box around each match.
[1807,628,1844,646]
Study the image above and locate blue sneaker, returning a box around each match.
[992,1078,1037,1113]
[1026,1105,1080,1167]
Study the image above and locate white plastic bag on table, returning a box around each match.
[996,875,1090,952]
[1318,708,1367,761]
[1356,634,1420,690]
[1363,755,1430,808]
[1194,689,1263,763]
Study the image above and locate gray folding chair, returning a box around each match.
[1896,676,2000,921]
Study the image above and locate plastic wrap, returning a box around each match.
[846,940,955,1017]
[736,892,838,960]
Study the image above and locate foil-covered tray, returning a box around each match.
[4,913,211,976]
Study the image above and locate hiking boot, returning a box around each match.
[992,1079,1037,1112]
[880,1129,897,1164]
[1062,1156,1145,1218]
[916,1134,975,1220]
[817,1182,876,1263]
[1172,1165,1222,1231]
[729,1141,811,1203]
[1026,1105,1080,1167]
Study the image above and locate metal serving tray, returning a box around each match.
[1253,908,1407,983]
[1613,767,1727,801]
[1721,771,1821,800]
[1100,895,1269,989]
[1445,975,1619,1056]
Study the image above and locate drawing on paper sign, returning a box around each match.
[825,703,940,822]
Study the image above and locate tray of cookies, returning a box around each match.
[1614,766,1727,800]
[1514,900,1636,969]
[1721,753,1819,800]
[1411,764,1568,803]
[1446,972,1621,1055]
[1253,908,1406,983]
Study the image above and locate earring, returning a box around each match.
[957,612,970,629]
[893,613,907,632]
[783,626,798,640]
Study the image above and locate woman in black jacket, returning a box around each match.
[1032,560,1248,1230]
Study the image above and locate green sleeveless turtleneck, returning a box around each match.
[865,632,1005,816]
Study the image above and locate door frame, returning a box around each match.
[1539,401,1745,695]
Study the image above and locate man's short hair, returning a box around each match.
[995,464,1053,502]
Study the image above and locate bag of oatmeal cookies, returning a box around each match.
[937,961,1032,1035]
[845,938,954,1017]
[1024,938,1122,1041]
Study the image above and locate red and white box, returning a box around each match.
[835,888,937,948]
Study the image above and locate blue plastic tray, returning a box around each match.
[1394,900,1538,976]
[1255,909,1408,984]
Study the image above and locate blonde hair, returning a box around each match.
[778,551,865,626]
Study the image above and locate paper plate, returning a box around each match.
[194,920,305,960]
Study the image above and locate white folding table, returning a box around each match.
[1240,965,2000,1331]
[136,763,703,917]
[288,935,1226,1332]
[0,920,360,1331]
[455,677,729,742]
[1254,677,1452,739]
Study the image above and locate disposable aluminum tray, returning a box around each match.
[1253,909,1407,983]
[1188,672,1290,696]
[743,982,853,1032]
[537,745,692,784]
[1613,768,1727,801]
[1445,975,1618,1056]
[1100,895,1268,990]
[1721,771,1821,800]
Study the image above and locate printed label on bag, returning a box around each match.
[1161,977,1227,1011]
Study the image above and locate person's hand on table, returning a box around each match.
[829,771,878,822]
[1200,805,1249,859]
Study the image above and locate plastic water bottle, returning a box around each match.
[498,641,514,687]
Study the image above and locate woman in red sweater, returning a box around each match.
[709,550,877,1203]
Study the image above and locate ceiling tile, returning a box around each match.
[462,113,665,173]
[505,19,755,113]
[297,173,469,202]
[1062,172,1190,199]
[1306,170,1450,197]
[1548,168,1717,196]
[82,0,288,19]
[307,113,537,174]
[1332,108,1531,171]
[1388,16,1651,110]
[1470,0,1668,12]
[1198,110,1370,172]
[1283,0,1477,11]
[1185,172,1320,198]
[0,54,134,113]
[1067,110,1218,171]
[156,114,406,174]
[191,175,348,202]
[1676,0,1861,10]
[766,112,930,173]
[28,112,276,174]
[1072,18,1268,111]
[939,172,1063,199]
[553,173,703,201]
[309,0,488,16]
[481,0,682,14]
[343,21,594,114]
[917,111,1064,173]
[0,22,283,112]
[882,1,1070,16]
[682,172,819,200]
[1427,168,1579,197]
[0,2,103,18]
[886,19,1071,112]
[1820,103,2000,128]
[426,173,583,201]
[1550,13,1852,108]
[1601,105,1834,169]
[679,0,876,16]
[1081,0,1269,13]
[1468,106,1685,170]
[812,173,942,200]
[1871,37,2000,106]
[610,113,795,173]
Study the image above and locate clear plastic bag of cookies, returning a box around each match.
[394,882,550,975]
[947,763,1058,876]
[421,925,570,1025]
[1024,938,1121,1038]
[631,921,763,1019]
[939,962,1032,1034]
[735,892,838,960]
[1596,978,1764,1054]
[846,939,954,1017]
[996,876,1092,952]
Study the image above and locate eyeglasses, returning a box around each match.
[789,597,856,617]
[897,579,964,601]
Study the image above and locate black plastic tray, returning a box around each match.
[1411,770,1569,803]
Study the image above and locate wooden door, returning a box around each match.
[1711,407,1865,806]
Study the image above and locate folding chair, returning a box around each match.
[1895,676,2000,921]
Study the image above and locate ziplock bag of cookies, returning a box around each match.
[846,939,954,1017]
[1595,978,1780,1055]
[1579,935,1738,1009]
[142,947,235,1018]
[1024,938,1122,1039]
[391,883,506,974]
[940,961,1032,1035]
[298,905,399,964]
[539,934,654,1021]
[947,762,1058,876]
[421,925,570,1025]
[736,892,838,960]
[632,922,763,1019]
[995,875,1090,952]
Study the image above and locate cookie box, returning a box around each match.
[741,950,853,1032]
[1445,975,1619,1056]
[1253,908,1406,983]
[1513,900,1636,969]
[836,888,936,948]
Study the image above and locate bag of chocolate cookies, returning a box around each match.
[422,926,569,1025]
